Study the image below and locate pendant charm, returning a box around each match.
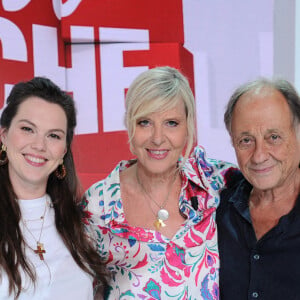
[34,242,46,260]
[154,218,166,230]
[157,209,169,221]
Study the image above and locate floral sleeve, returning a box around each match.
[188,146,240,192]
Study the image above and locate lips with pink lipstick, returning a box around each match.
[24,154,47,166]
[147,149,169,160]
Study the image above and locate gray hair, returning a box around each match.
[125,66,195,159]
[224,78,300,134]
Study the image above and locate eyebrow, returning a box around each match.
[234,128,283,138]
[234,131,252,137]
[17,119,66,135]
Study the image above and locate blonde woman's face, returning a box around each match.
[131,100,188,176]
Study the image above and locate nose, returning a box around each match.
[31,135,46,151]
[251,139,269,164]
[151,125,165,146]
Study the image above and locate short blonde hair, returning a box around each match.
[125,66,195,159]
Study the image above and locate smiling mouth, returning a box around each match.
[147,149,168,155]
[25,155,47,164]
[146,149,169,160]
[250,166,273,174]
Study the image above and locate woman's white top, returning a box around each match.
[0,195,93,300]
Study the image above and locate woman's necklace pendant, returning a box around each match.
[154,218,166,230]
[34,242,46,260]
[157,208,169,221]
[154,208,169,230]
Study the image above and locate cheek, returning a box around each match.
[130,136,141,156]
[131,130,149,147]
[178,138,187,152]
[130,141,136,155]
[272,142,294,161]
[6,135,25,154]
[179,132,187,145]
[235,150,251,168]
[173,130,188,148]
[52,142,67,159]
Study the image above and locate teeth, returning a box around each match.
[149,150,166,154]
[27,156,45,163]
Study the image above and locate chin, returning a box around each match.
[252,180,280,191]
[147,166,174,176]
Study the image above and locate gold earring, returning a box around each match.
[55,163,66,179]
[0,144,8,166]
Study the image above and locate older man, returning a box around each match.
[217,78,300,300]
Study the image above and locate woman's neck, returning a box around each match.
[135,163,179,190]
[13,182,47,200]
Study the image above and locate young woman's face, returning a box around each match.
[0,97,67,197]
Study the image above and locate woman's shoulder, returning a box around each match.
[189,146,235,167]
[183,145,240,191]
[185,146,236,172]
[82,160,136,215]
[86,160,135,196]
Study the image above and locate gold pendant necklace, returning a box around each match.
[22,198,48,260]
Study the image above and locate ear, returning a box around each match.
[0,127,7,145]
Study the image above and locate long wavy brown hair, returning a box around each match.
[0,77,108,298]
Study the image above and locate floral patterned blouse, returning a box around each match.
[81,146,236,300]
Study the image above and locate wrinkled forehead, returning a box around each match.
[232,89,294,132]
[235,88,291,118]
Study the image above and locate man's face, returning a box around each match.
[230,87,300,192]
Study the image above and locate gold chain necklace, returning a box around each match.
[21,199,48,260]
[136,168,178,230]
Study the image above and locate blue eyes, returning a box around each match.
[137,120,179,127]
[137,120,150,127]
[167,120,179,127]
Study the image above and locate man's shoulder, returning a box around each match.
[219,172,246,206]
[223,169,245,191]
